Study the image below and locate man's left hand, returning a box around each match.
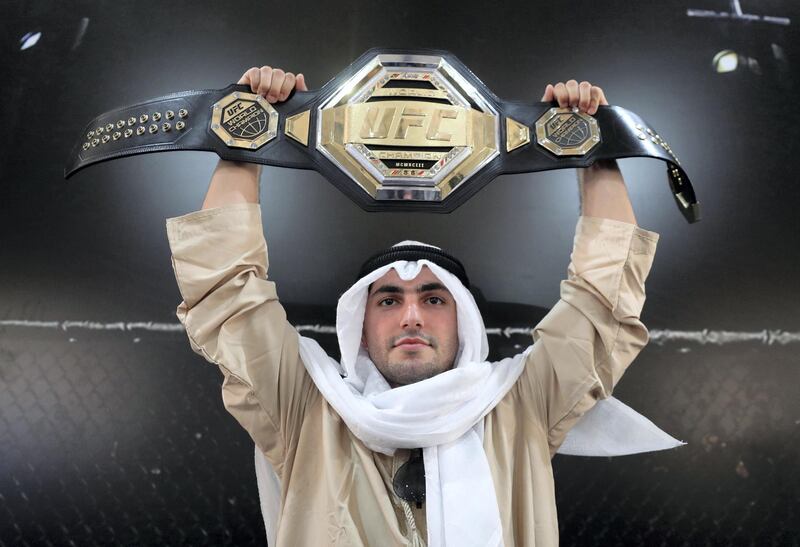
[541,80,608,115]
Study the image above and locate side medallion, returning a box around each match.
[535,107,600,156]
[211,92,278,149]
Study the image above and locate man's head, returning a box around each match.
[361,265,459,387]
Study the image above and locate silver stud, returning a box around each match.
[250,142,257,149]
[116,120,125,129]
[149,123,158,134]
[124,128,133,138]
[178,108,188,118]
[175,121,185,130]
[105,123,114,132]
[152,112,162,122]
[635,124,643,131]
[128,117,136,126]
[646,128,654,136]
[101,134,110,143]
[91,138,100,147]
[82,142,91,150]
[165,110,175,120]
[637,132,646,140]
[162,122,171,132]
[87,130,95,138]
[139,114,149,124]
[136,126,145,135]
[113,131,121,140]
[96,126,104,134]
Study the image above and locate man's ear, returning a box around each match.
[360,333,368,348]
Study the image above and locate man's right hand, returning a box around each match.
[238,66,308,104]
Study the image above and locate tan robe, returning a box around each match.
[166,203,659,546]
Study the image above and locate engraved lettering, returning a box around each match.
[426,108,457,142]
[360,106,395,139]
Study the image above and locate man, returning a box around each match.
[166,66,662,546]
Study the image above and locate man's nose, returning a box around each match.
[401,301,424,329]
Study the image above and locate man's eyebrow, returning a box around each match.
[418,282,450,294]
[369,282,451,297]
[370,284,403,296]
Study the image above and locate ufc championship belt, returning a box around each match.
[64,48,700,222]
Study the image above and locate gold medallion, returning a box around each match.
[535,107,600,156]
[210,92,278,149]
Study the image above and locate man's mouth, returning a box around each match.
[394,337,430,350]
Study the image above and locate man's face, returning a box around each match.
[361,266,459,388]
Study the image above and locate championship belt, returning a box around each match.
[64,48,700,222]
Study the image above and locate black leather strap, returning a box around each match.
[64,48,700,223]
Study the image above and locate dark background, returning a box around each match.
[1,0,799,545]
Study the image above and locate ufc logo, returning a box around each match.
[359,105,459,142]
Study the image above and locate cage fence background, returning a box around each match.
[1,317,797,546]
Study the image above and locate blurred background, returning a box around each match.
[1,0,798,545]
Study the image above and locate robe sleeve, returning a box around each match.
[516,215,660,457]
[165,203,316,472]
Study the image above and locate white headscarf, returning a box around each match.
[255,241,685,546]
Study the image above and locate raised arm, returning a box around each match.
[167,66,315,469]
[517,80,658,456]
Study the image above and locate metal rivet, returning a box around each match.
[646,128,654,136]
[105,123,114,132]
[250,142,257,149]
[175,121,185,130]
[635,124,643,131]
[152,112,162,122]
[165,110,175,120]
[149,123,158,134]
[162,122,171,132]
[82,142,91,150]
[136,126,145,135]
[226,139,234,145]
[124,128,133,138]
[178,108,188,119]
[637,132,646,140]
[87,130,95,138]
[96,126,104,134]
[592,135,600,142]
[139,114,149,124]
[128,117,136,126]
[91,138,99,146]
[116,120,125,129]
[112,131,121,140]
[211,123,219,129]
[101,134,110,143]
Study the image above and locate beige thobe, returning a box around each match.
[166,202,659,546]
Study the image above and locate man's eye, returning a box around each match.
[379,298,397,306]
[427,296,445,305]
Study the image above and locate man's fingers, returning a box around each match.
[589,86,607,115]
[553,82,569,107]
[566,80,579,107]
[278,73,296,101]
[541,84,554,102]
[591,86,608,105]
[256,66,273,97]
[296,73,308,92]
[578,81,592,112]
[238,66,259,89]
[267,68,285,103]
